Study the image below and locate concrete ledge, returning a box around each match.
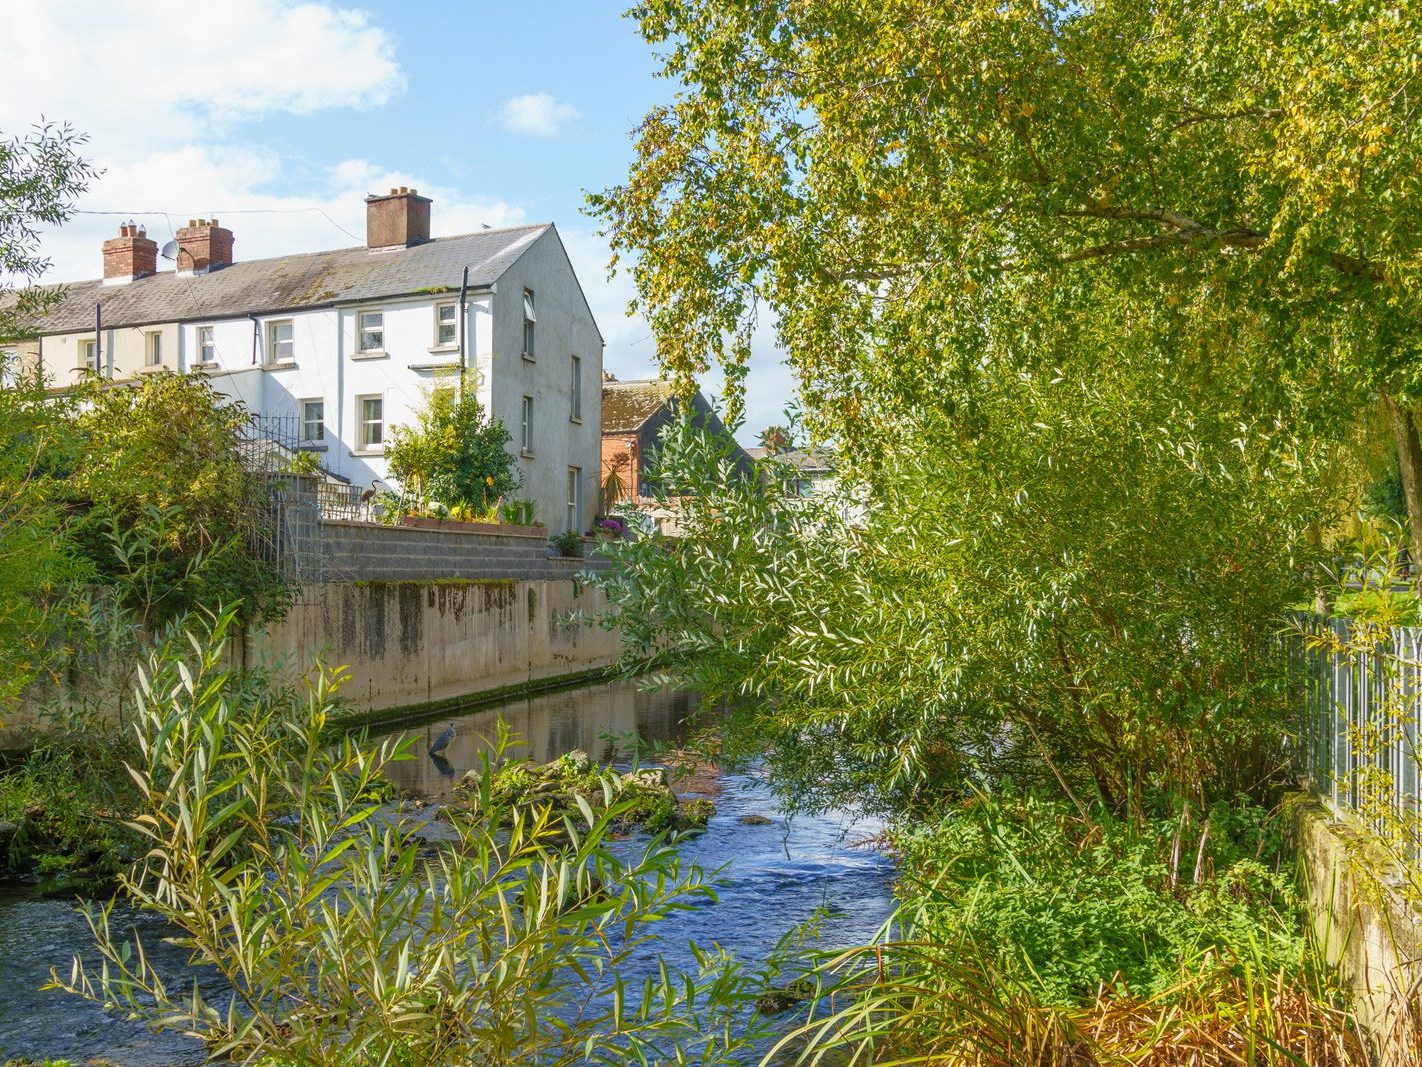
[1289,792,1422,1062]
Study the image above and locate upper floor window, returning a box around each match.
[197,325,216,364]
[358,395,384,450]
[301,399,325,444]
[145,331,162,367]
[268,320,294,363]
[521,395,534,454]
[358,310,384,354]
[522,289,536,359]
[570,354,582,421]
[435,302,458,348]
[80,339,99,373]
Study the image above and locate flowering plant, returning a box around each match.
[597,516,627,537]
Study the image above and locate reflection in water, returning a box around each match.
[374,681,697,796]
[0,680,894,1066]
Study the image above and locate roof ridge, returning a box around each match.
[41,222,554,289]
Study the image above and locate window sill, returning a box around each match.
[298,443,328,452]
[264,360,297,371]
[521,448,535,459]
[191,360,218,370]
[352,447,385,457]
[351,351,388,361]
[569,416,583,425]
[137,364,166,374]
[428,344,459,355]
[521,352,536,363]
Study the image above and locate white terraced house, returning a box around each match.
[15,189,604,533]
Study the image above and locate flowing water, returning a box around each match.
[0,680,897,1064]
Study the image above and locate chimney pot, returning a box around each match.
[103,223,158,281]
[365,187,432,249]
[175,218,235,274]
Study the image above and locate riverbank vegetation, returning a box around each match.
[0,366,290,886]
[588,0,1422,1059]
[50,610,770,1066]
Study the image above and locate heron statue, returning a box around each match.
[429,724,456,757]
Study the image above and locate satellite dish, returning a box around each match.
[159,240,180,261]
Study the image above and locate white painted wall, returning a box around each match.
[32,229,602,526]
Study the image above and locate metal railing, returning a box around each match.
[1295,615,1422,859]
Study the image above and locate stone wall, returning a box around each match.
[317,519,603,582]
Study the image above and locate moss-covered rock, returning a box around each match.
[756,977,818,1015]
[455,752,715,834]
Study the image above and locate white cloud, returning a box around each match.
[34,151,525,282]
[499,92,580,137]
[0,1,404,160]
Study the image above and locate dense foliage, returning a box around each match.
[894,795,1305,1006]
[0,360,88,709]
[386,373,519,514]
[599,344,1336,817]
[594,0,1420,550]
[63,371,287,626]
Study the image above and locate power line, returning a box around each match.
[74,206,364,244]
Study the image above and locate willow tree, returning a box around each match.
[594,0,1421,547]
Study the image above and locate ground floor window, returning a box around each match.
[300,399,325,444]
[567,466,581,532]
[357,395,384,450]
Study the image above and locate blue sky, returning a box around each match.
[0,0,788,440]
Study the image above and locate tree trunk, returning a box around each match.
[1382,393,1422,590]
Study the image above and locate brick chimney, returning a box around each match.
[176,218,234,274]
[365,187,431,249]
[102,222,157,283]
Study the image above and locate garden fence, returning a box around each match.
[1295,614,1422,861]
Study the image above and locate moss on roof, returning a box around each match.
[601,378,676,433]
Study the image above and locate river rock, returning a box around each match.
[756,977,818,1015]
[623,767,668,790]
[739,814,774,826]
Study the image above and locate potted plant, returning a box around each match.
[550,529,583,558]
[595,516,627,541]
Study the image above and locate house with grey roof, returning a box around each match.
[14,189,604,532]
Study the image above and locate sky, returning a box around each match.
[0,0,791,441]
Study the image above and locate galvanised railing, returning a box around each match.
[1295,614,1422,860]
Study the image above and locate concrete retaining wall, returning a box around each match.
[1291,794,1422,1062]
[247,578,621,717]
[3,520,624,748]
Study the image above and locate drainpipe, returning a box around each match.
[457,265,469,400]
[249,314,260,365]
[94,302,102,376]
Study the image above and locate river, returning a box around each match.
[0,680,897,1064]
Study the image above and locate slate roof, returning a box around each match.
[18,224,551,335]
[779,448,836,472]
[601,378,676,433]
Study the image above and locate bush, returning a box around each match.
[385,372,519,513]
[65,371,287,625]
[894,794,1306,1005]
